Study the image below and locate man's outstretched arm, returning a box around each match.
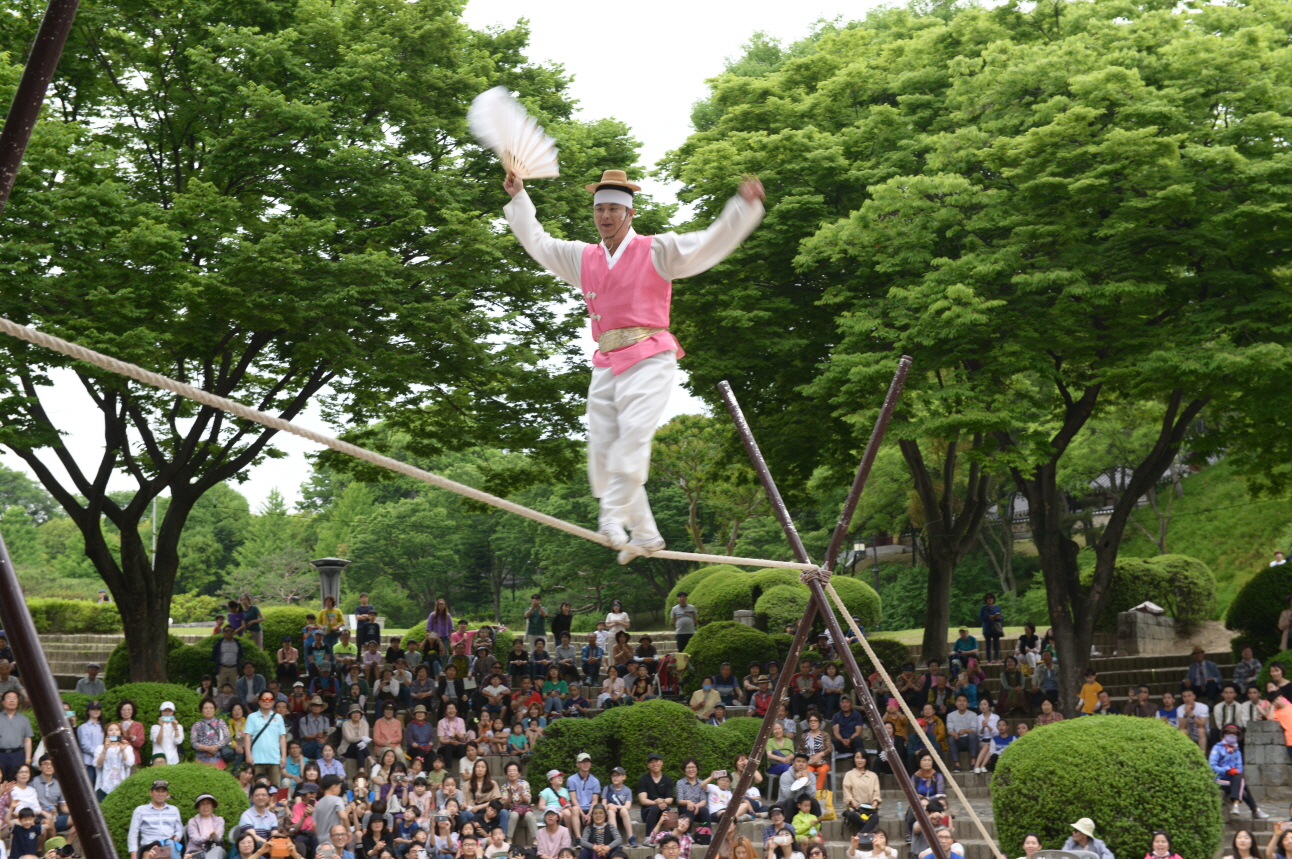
[652,177,766,281]
[502,173,585,288]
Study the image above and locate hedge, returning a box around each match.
[682,622,778,695]
[755,585,810,634]
[104,683,206,761]
[530,699,752,786]
[105,634,273,688]
[27,598,123,634]
[992,716,1220,859]
[1226,563,1292,660]
[664,565,739,616]
[829,577,884,633]
[684,567,881,630]
[260,605,313,653]
[101,762,249,859]
[1080,554,1216,632]
[105,635,187,688]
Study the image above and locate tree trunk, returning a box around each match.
[921,548,955,662]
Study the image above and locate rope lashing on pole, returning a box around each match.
[0,316,815,571]
[825,581,1008,859]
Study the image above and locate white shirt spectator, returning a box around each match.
[978,713,1000,740]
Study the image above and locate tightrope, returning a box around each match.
[0,316,816,572]
[825,581,1007,859]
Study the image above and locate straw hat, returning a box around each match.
[584,169,640,194]
[1071,818,1097,838]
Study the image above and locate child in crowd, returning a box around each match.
[508,722,530,757]
[486,718,510,755]
[793,795,823,852]
[1076,668,1102,716]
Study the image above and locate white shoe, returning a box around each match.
[1255,808,1270,819]
[599,523,629,550]
[618,537,666,565]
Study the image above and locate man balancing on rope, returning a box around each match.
[504,169,765,563]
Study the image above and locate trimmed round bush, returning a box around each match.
[105,635,187,687]
[715,716,763,756]
[755,585,810,633]
[688,573,758,626]
[682,622,778,695]
[1226,564,1292,660]
[830,577,883,631]
[260,605,312,653]
[169,635,274,690]
[1081,554,1216,632]
[102,762,249,858]
[992,716,1220,859]
[665,565,740,616]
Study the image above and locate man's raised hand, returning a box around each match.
[739,176,765,203]
[504,172,524,198]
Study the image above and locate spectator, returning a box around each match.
[0,688,30,785]
[765,720,795,778]
[1241,685,1270,724]
[1014,622,1041,670]
[996,657,1029,717]
[832,695,865,756]
[76,662,106,697]
[277,636,301,687]
[635,753,674,836]
[1157,692,1179,728]
[918,828,964,859]
[127,778,184,859]
[1076,668,1102,716]
[951,629,979,674]
[1210,724,1268,819]
[749,675,775,719]
[333,630,360,675]
[945,694,978,773]
[320,597,344,653]
[1212,683,1246,746]
[94,720,135,797]
[227,600,247,640]
[763,806,796,859]
[600,765,637,848]
[578,802,621,859]
[1269,663,1292,703]
[213,627,244,691]
[33,754,74,845]
[78,699,105,782]
[237,662,268,710]
[1142,830,1182,859]
[150,701,185,766]
[1088,690,1118,716]
[670,593,698,654]
[536,807,571,859]
[1183,646,1223,702]
[339,704,374,778]
[799,714,830,790]
[1030,651,1060,710]
[979,594,1004,663]
[524,595,549,652]
[436,702,468,767]
[1226,829,1260,859]
[580,634,604,687]
[1124,686,1155,718]
[711,663,741,706]
[240,784,279,840]
[841,750,880,835]
[245,691,289,786]
[552,633,580,684]
[568,753,601,836]
[187,793,227,859]
[0,661,27,711]
[241,594,265,650]
[531,639,554,681]
[1267,696,1292,759]
[1063,819,1114,859]
[635,636,660,678]
[689,678,721,720]
[1234,647,1263,692]
[609,633,633,681]
[1035,698,1063,728]
[1275,551,1288,567]
[777,753,821,818]
[310,663,343,714]
[850,829,897,859]
[1178,688,1210,752]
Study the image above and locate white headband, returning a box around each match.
[593,188,633,208]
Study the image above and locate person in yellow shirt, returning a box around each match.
[1076,667,1103,716]
[689,677,721,720]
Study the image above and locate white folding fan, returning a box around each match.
[467,86,561,180]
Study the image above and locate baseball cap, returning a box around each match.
[546,769,563,780]
[647,753,663,761]
[159,701,175,711]
[298,783,319,795]
[611,766,626,775]
[576,753,591,762]
[151,779,169,791]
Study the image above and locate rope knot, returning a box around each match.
[800,567,831,584]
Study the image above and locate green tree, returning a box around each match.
[346,492,466,619]
[666,0,1292,711]
[312,482,375,559]
[0,505,41,568]
[0,0,651,680]
[0,465,57,523]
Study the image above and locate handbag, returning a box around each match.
[990,619,1004,637]
[816,788,837,822]
[219,744,238,764]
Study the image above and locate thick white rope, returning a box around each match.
[824,581,1006,859]
[0,316,815,571]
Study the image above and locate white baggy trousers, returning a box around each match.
[586,350,676,543]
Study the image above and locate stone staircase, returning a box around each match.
[40,632,209,689]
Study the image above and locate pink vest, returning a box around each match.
[580,235,684,374]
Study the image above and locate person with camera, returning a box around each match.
[149,703,185,766]
[44,834,76,859]
[93,721,136,798]
[186,793,227,859]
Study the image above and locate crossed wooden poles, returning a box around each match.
[701,356,948,859]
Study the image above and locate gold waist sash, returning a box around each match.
[597,326,666,354]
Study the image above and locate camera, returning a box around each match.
[190,852,207,859]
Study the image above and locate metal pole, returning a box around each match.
[708,367,945,859]
[0,0,81,215]
[0,529,115,859]
[821,355,912,571]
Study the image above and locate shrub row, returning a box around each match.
[1227,563,1292,659]
[1080,554,1216,633]
[665,565,882,631]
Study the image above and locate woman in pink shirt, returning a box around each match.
[437,702,468,767]
[373,701,406,766]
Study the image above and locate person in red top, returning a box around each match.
[789,659,821,719]
[751,675,775,718]
[504,169,764,563]
[511,676,543,714]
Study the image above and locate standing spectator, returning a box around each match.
[245,691,289,786]
[0,689,32,779]
[213,627,244,692]
[841,750,881,835]
[127,778,184,859]
[1031,652,1060,710]
[635,753,674,837]
[1063,818,1114,859]
[192,698,233,770]
[79,700,105,783]
[1183,646,1223,702]
[150,702,185,766]
[604,601,630,640]
[670,593,698,654]
[95,721,136,797]
[1234,647,1263,692]
[1076,668,1102,716]
[227,600,247,640]
[238,661,268,710]
[1209,724,1268,819]
[357,608,382,651]
[979,593,1004,664]
[426,599,454,638]
[76,663,106,697]
[524,595,549,652]
[241,594,265,650]
[1178,688,1210,752]
[320,597,344,654]
[550,603,574,646]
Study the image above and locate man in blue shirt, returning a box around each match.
[567,753,602,839]
[831,695,866,755]
[244,691,288,787]
[581,633,604,686]
[405,705,436,766]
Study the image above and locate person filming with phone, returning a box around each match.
[150,703,184,766]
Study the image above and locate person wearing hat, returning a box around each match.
[601,765,637,848]
[298,696,332,760]
[150,702,184,766]
[1062,818,1114,859]
[127,779,184,859]
[187,794,228,859]
[503,168,765,564]
[309,661,342,714]
[1183,645,1223,703]
[763,806,797,859]
[1210,722,1268,818]
[76,662,106,697]
[536,805,572,859]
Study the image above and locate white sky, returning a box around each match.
[0,0,878,512]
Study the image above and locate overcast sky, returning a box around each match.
[0,0,879,512]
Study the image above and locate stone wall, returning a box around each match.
[1117,610,1176,655]
[1243,721,1289,789]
